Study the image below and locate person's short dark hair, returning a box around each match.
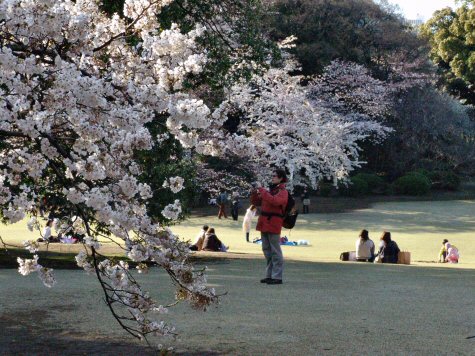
[203,225,209,231]
[359,229,369,241]
[207,227,215,234]
[250,205,256,210]
[381,231,391,244]
[443,239,449,245]
[46,219,54,227]
[273,169,288,183]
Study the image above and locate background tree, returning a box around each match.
[210,57,392,188]
[263,0,427,77]
[421,2,475,105]
[364,87,475,177]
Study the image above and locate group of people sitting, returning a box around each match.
[355,230,400,263]
[37,219,81,244]
[356,230,460,264]
[189,225,228,252]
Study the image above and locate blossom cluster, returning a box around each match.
[17,255,56,288]
[1,0,217,340]
[211,58,392,188]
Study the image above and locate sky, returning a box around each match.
[389,0,458,20]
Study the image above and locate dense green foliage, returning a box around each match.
[136,118,198,224]
[427,170,461,190]
[392,172,432,196]
[263,0,426,76]
[422,1,475,105]
[363,86,475,178]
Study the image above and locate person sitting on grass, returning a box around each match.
[445,242,459,264]
[377,231,400,264]
[202,228,227,252]
[356,229,375,262]
[37,219,59,243]
[438,239,449,262]
[190,225,208,251]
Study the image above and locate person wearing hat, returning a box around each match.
[251,169,289,285]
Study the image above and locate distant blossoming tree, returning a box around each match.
[0,0,218,341]
[210,57,393,188]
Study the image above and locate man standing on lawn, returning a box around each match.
[217,189,228,219]
[251,169,289,285]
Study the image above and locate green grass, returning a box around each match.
[1,199,475,268]
[173,200,475,268]
[1,259,475,354]
[2,198,475,354]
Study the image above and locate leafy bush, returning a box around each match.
[318,182,333,197]
[393,173,431,196]
[339,176,369,197]
[427,171,461,191]
[353,173,386,194]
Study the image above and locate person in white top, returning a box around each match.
[189,225,209,251]
[356,229,375,262]
[38,219,54,242]
[242,205,257,242]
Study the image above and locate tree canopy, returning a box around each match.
[263,0,426,76]
[421,1,475,105]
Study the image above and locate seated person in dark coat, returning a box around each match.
[202,228,224,252]
[377,231,400,264]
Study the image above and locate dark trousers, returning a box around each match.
[303,205,309,214]
[231,206,239,221]
[246,232,249,242]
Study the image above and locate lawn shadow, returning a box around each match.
[0,307,221,355]
[294,200,475,234]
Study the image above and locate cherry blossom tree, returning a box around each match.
[210,58,392,188]
[0,0,218,342]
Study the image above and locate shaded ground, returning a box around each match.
[1,259,475,355]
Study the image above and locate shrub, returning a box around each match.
[339,176,369,197]
[393,173,431,196]
[318,182,333,197]
[353,173,386,194]
[427,171,461,191]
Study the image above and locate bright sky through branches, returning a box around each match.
[389,0,457,20]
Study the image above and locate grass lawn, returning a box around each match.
[1,259,475,355]
[173,200,475,268]
[1,199,475,268]
[1,199,475,354]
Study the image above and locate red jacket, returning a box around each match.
[251,183,288,235]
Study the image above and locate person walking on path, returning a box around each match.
[231,192,241,221]
[242,205,257,242]
[216,190,228,219]
[251,169,289,285]
[301,188,310,214]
